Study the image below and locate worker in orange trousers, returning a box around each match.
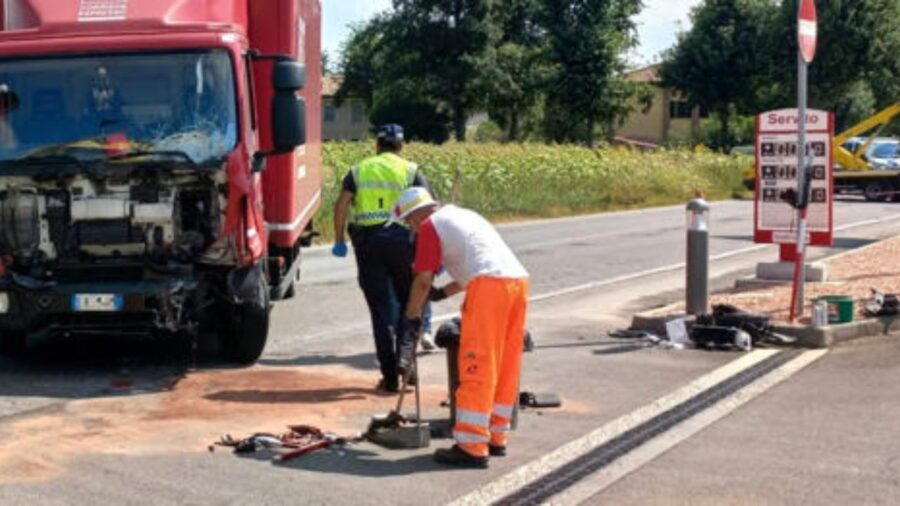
[390,187,529,468]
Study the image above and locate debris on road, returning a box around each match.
[690,325,753,351]
[519,391,562,409]
[706,304,797,345]
[865,289,900,317]
[216,425,357,462]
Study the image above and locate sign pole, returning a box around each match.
[789,55,809,321]
[789,0,817,322]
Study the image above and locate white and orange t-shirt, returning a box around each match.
[413,205,528,287]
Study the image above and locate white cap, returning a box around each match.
[386,187,438,226]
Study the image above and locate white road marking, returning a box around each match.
[448,350,828,506]
[547,350,828,505]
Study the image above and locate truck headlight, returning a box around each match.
[0,293,8,314]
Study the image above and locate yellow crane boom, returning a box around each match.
[834,102,900,171]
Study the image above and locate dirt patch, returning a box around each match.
[0,366,445,484]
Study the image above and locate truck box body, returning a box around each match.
[251,0,323,249]
[0,0,322,362]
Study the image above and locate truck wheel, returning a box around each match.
[864,183,886,202]
[219,272,271,365]
[0,331,27,357]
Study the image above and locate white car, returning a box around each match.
[842,137,900,170]
[867,139,900,169]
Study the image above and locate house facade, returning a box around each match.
[322,75,370,141]
[615,64,705,145]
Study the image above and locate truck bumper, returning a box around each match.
[0,275,199,336]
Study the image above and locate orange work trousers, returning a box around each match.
[454,276,529,458]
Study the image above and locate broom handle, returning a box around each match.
[393,335,419,413]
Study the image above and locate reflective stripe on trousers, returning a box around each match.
[453,276,529,458]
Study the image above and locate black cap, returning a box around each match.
[377,124,405,144]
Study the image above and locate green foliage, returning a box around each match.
[482,0,550,142]
[335,16,393,110]
[538,0,646,145]
[697,112,755,151]
[337,0,649,147]
[315,142,749,239]
[765,0,900,115]
[661,0,775,152]
[337,1,494,142]
[369,80,451,144]
[474,121,505,143]
[663,0,900,147]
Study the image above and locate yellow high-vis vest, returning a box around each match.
[352,152,417,226]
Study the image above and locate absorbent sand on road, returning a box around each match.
[0,365,444,485]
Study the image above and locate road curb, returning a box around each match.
[772,317,900,348]
[630,310,900,349]
[629,232,900,349]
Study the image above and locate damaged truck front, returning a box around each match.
[0,0,320,363]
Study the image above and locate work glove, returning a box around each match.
[397,317,422,376]
[429,286,449,302]
[331,242,348,258]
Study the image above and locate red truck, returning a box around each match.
[0,0,322,363]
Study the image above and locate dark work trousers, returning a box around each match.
[350,224,413,389]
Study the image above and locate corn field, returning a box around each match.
[313,142,749,240]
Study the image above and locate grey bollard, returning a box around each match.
[686,199,710,315]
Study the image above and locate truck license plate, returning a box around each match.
[72,294,124,312]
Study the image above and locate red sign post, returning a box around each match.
[790,0,818,321]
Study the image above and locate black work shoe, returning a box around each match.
[376,378,399,394]
[489,445,507,457]
[434,445,488,469]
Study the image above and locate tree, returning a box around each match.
[391,0,495,141]
[661,0,776,151]
[663,0,900,149]
[336,2,493,143]
[538,0,646,145]
[370,79,452,144]
[482,0,550,141]
[764,0,900,131]
[334,17,394,110]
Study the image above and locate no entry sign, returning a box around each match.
[798,0,818,63]
[754,109,834,246]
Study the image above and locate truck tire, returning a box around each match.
[219,270,271,365]
[0,331,27,357]
[864,182,887,202]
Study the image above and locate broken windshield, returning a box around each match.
[0,50,237,165]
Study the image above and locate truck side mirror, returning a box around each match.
[272,95,306,151]
[271,60,306,152]
[273,61,306,90]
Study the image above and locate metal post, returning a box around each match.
[446,334,460,425]
[686,199,710,315]
[790,54,810,320]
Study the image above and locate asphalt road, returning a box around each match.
[2,197,900,505]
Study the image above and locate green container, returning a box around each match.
[813,296,854,324]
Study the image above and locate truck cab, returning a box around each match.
[0,0,322,362]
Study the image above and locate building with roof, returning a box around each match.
[615,64,705,145]
[322,75,370,141]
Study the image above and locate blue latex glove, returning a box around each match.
[332,242,348,258]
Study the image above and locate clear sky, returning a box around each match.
[322,0,702,65]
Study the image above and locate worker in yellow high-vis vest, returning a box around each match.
[332,124,432,392]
